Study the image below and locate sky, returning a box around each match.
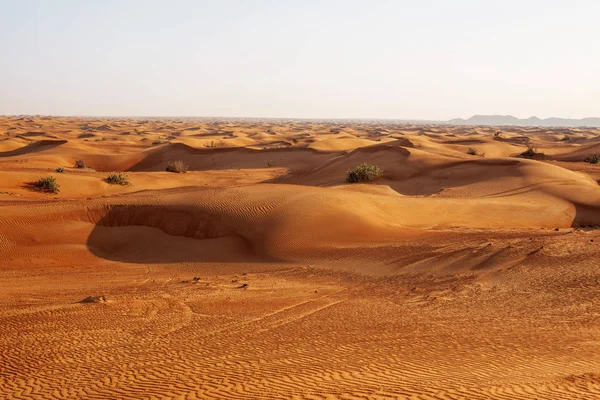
[1,0,599,120]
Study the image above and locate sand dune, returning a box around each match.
[2,116,600,399]
[0,139,67,157]
[552,141,600,161]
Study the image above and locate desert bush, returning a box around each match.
[267,160,275,167]
[561,135,570,141]
[35,176,60,193]
[152,139,165,145]
[166,160,188,173]
[56,166,65,173]
[204,140,225,148]
[75,159,86,168]
[467,148,485,157]
[105,172,129,185]
[346,163,383,183]
[520,144,538,158]
[584,154,600,164]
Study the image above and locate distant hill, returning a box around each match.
[448,115,600,127]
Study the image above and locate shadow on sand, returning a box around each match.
[85,205,259,264]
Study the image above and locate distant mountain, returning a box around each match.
[447,115,600,128]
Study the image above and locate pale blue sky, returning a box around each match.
[1,0,598,120]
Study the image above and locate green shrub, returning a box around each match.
[166,160,188,173]
[75,159,86,168]
[35,176,60,193]
[346,163,383,183]
[105,172,129,185]
[584,154,600,164]
[561,135,570,141]
[56,166,65,173]
[267,160,275,167]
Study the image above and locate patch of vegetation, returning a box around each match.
[204,140,224,148]
[561,135,570,141]
[467,147,485,157]
[520,144,539,158]
[35,176,60,193]
[105,172,130,185]
[56,166,65,173]
[346,163,384,183]
[75,159,86,168]
[152,139,165,145]
[165,160,188,173]
[584,154,600,164]
[267,160,275,167]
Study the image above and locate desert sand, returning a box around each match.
[1,116,600,399]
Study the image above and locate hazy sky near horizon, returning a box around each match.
[1,0,599,120]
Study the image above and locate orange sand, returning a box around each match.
[1,116,600,399]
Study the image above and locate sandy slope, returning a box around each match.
[1,116,600,399]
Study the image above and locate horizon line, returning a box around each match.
[3,113,600,121]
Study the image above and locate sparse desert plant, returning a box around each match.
[152,139,165,145]
[292,138,299,144]
[561,135,570,141]
[346,163,383,183]
[584,154,600,164]
[166,160,188,173]
[35,176,60,193]
[75,159,86,168]
[105,172,129,185]
[267,160,275,167]
[56,166,65,173]
[204,140,225,148]
[520,144,539,158]
[467,147,485,157]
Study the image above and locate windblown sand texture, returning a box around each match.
[1,116,600,399]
